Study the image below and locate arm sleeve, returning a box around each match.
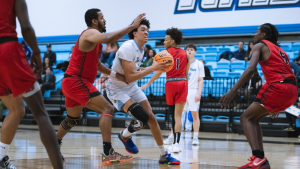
[198,61,205,77]
[118,44,135,62]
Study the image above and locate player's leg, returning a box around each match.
[0,94,25,167]
[139,100,180,165]
[56,105,83,140]
[173,102,185,146]
[22,88,63,169]
[86,95,133,164]
[238,102,269,169]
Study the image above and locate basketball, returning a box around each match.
[154,51,174,72]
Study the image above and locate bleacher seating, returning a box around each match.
[279,43,291,52]
[206,47,218,53]
[204,53,218,62]
[206,62,217,70]
[218,48,231,54]
[291,42,300,52]
[196,47,205,54]
[231,60,246,72]
[211,71,228,77]
[195,54,204,60]
[228,72,242,78]
[217,61,230,70]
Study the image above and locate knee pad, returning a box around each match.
[61,115,80,131]
[127,103,149,131]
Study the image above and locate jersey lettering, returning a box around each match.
[279,50,289,65]
[176,58,180,69]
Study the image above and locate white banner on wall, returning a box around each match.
[16,0,300,40]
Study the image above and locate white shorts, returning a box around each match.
[106,80,147,111]
[183,88,200,112]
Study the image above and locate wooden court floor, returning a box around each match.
[4,125,300,169]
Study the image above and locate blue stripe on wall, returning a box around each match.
[18,23,300,43]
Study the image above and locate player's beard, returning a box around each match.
[98,22,106,33]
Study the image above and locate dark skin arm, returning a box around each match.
[15,0,41,79]
[219,43,268,108]
[97,60,127,84]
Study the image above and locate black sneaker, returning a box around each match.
[0,156,16,169]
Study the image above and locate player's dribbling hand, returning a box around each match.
[131,13,146,29]
[141,83,149,90]
[116,73,128,84]
[219,90,236,109]
[31,51,42,80]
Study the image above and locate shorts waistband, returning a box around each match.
[166,77,187,82]
[0,37,18,45]
[64,74,73,78]
[273,80,297,86]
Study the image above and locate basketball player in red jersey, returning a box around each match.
[142,28,190,153]
[220,23,298,169]
[0,0,63,168]
[55,9,146,165]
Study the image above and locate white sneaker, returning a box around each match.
[192,138,199,145]
[163,136,174,145]
[172,143,181,153]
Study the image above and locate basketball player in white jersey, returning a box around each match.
[106,19,180,165]
[164,43,205,145]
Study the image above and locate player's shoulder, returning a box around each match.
[118,40,135,51]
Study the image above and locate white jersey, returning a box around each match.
[110,40,144,87]
[188,59,205,89]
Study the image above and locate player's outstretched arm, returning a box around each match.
[140,71,163,90]
[15,0,41,78]
[123,60,168,84]
[219,43,263,108]
[84,14,146,44]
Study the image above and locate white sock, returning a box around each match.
[158,145,166,156]
[193,132,198,139]
[0,142,10,160]
[122,128,132,138]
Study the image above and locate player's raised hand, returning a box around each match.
[31,51,42,80]
[270,112,279,119]
[219,90,236,109]
[131,13,146,29]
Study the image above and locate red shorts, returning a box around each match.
[165,80,188,105]
[255,82,298,113]
[0,41,36,97]
[62,75,100,107]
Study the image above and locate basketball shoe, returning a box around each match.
[168,143,181,153]
[102,148,133,165]
[159,152,180,165]
[118,130,139,154]
[192,138,199,145]
[163,134,174,145]
[0,156,16,169]
[238,156,270,169]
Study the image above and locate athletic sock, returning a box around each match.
[193,132,198,139]
[103,142,112,156]
[58,139,62,146]
[173,132,181,144]
[122,128,132,138]
[158,145,166,156]
[0,142,10,160]
[252,150,264,159]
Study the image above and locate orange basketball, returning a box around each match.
[154,51,174,72]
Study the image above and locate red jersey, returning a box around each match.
[65,29,102,83]
[166,47,187,79]
[0,0,17,38]
[259,40,296,83]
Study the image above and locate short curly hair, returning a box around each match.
[128,19,150,39]
[166,27,183,45]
